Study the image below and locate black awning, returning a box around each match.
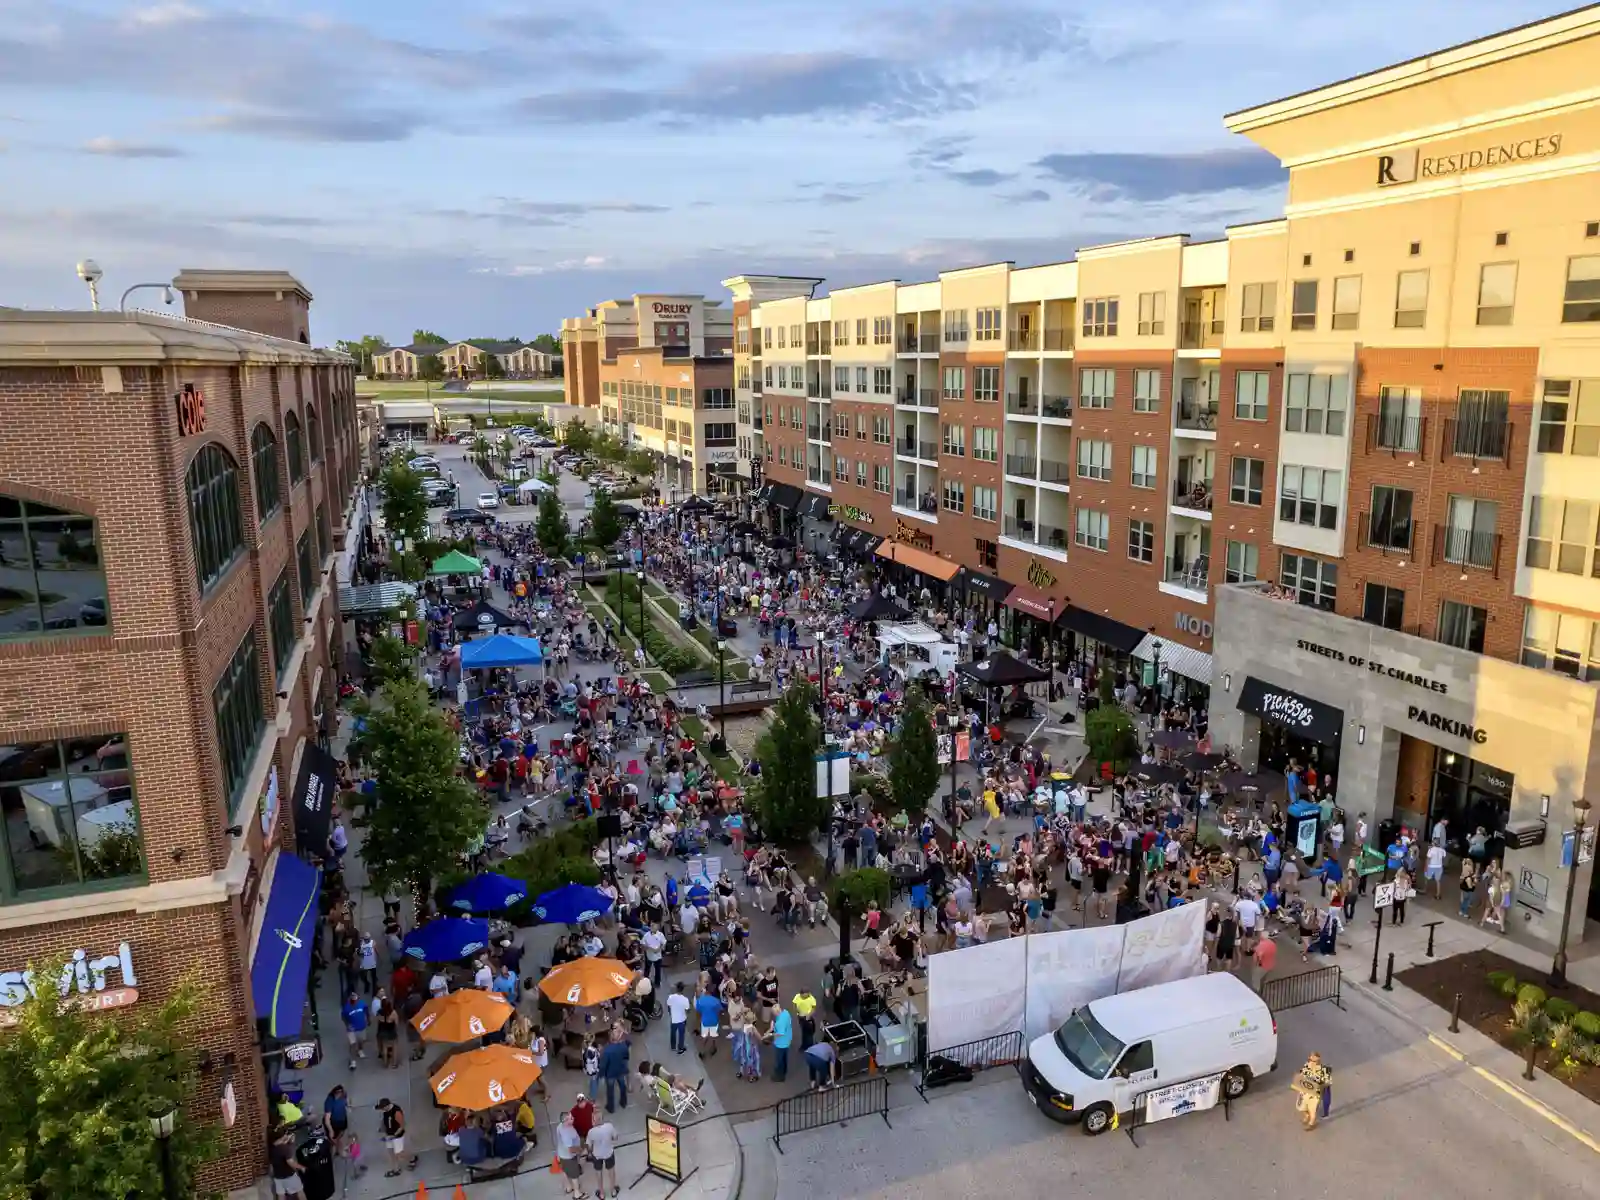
[755,484,776,504]
[765,482,804,512]
[1059,605,1144,653]
[958,651,1052,687]
[796,492,833,521]
[849,591,909,622]
[452,598,524,633]
[858,533,883,554]
[1236,676,1345,747]
[292,741,339,852]
[957,567,1014,604]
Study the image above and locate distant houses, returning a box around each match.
[370,339,560,379]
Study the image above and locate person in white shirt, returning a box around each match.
[1233,895,1262,950]
[473,958,493,990]
[581,933,604,957]
[679,902,699,938]
[429,971,450,999]
[1424,842,1448,898]
[641,925,666,988]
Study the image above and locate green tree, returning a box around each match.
[378,461,429,546]
[367,625,419,689]
[535,489,570,558]
[498,434,516,464]
[471,435,490,469]
[886,685,940,818]
[1097,659,1116,708]
[418,354,445,382]
[482,353,505,380]
[563,419,594,454]
[355,678,487,906]
[626,449,657,479]
[588,488,622,549]
[412,329,447,346]
[335,334,388,376]
[0,966,223,1199]
[752,682,827,843]
[531,333,559,354]
[1086,706,1138,775]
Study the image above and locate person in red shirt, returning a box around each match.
[1250,931,1278,991]
[570,1093,596,1140]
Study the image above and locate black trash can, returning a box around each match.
[297,1131,337,1200]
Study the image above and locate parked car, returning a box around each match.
[477,492,500,510]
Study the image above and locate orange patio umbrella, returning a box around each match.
[537,957,635,1007]
[410,988,513,1044]
[429,1044,543,1111]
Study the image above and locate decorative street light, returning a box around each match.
[714,638,728,752]
[148,1103,178,1200]
[947,710,962,826]
[1550,797,1593,987]
[633,567,645,649]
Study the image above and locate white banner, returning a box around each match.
[1024,925,1125,1042]
[1142,1073,1222,1123]
[925,937,1027,1052]
[1116,902,1208,994]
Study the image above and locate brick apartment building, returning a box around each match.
[736,9,1600,943]
[0,272,361,1196]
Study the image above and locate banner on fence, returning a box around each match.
[1142,1073,1222,1124]
[927,905,1207,1050]
[925,938,1027,1051]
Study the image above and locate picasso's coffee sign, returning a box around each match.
[1377,134,1562,187]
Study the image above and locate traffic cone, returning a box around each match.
[414,1186,428,1199]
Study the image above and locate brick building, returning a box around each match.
[0,274,360,1196]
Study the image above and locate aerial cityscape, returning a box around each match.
[2,3,1600,1199]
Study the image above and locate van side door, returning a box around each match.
[1109,1040,1158,1115]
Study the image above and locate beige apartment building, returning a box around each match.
[741,7,1600,943]
[370,340,557,379]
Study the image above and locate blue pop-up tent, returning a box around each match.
[459,633,544,669]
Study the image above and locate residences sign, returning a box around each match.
[1377,134,1562,186]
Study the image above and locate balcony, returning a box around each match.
[1432,525,1503,577]
[895,488,940,515]
[1178,321,1224,351]
[1039,459,1071,485]
[1003,516,1035,541]
[807,423,822,440]
[1038,524,1069,552]
[898,438,938,462]
[1042,329,1073,352]
[1006,393,1039,416]
[920,333,939,352]
[1172,479,1214,513]
[1008,329,1039,351]
[1041,395,1073,419]
[1357,511,1414,555]
[899,334,919,353]
[819,334,831,355]
[1367,413,1426,455]
[1441,416,1512,465]
[1175,401,1218,433]
[1163,555,1210,594]
[1005,453,1037,478]
[807,380,833,399]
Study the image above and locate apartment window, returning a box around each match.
[187,443,245,593]
[1240,282,1276,333]
[1452,389,1510,458]
[790,323,802,345]
[705,422,736,446]
[737,365,752,391]
[1229,456,1264,506]
[1362,582,1406,631]
[1079,368,1114,409]
[214,632,264,807]
[776,365,788,389]
[873,415,891,444]
[973,366,999,403]
[266,569,296,682]
[874,464,890,494]
[1368,485,1414,551]
[855,367,868,394]
[776,327,786,349]
[1234,371,1270,421]
[1081,298,1119,338]
[974,308,1002,341]
[971,426,997,463]
[832,320,848,344]
[833,411,850,439]
[973,486,997,522]
[1329,275,1362,331]
[1076,438,1112,482]
[941,479,966,514]
[701,388,734,409]
[976,537,999,569]
[1284,373,1347,436]
[1394,269,1429,328]
[1130,445,1157,489]
[777,445,788,467]
[1439,600,1487,654]
[867,367,888,396]
[1074,508,1109,551]
[1375,385,1423,452]
[1290,280,1318,331]
[1442,495,1499,569]
[1225,541,1259,584]
[855,413,867,440]
[0,495,109,640]
[834,456,848,482]
[763,327,772,349]
[1476,262,1517,325]
[1521,608,1600,680]
[1536,379,1600,455]
[873,316,893,345]
[942,367,966,401]
[1561,256,1600,324]
[1525,495,1590,575]
[764,365,773,389]
[943,310,970,343]
[1133,369,1160,413]
[1127,518,1155,563]
[941,424,966,458]
[1279,465,1341,530]
[1137,292,1166,336]
[1280,552,1338,610]
[834,366,849,392]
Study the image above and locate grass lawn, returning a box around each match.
[641,581,751,679]
[680,714,743,782]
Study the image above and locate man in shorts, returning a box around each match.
[554,1109,585,1199]
[695,988,723,1055]
[374,1099,417,1177]
[269,1130,304,1196]
[1424,840,1448,898]
[587,1115,618,1199]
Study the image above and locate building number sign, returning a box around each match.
[175,384,206,436]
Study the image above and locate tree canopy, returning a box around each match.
[335,334,387,375]
[412,329,447,345]
[753,682,827,843]
[588,488,622,549]
[378,460,429,546]
[417,354,445,381]
[887,685,940,818]
[563,419,594,454]
[531,333,559,354]
[535,489,570,558]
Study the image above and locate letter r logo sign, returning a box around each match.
[1377,148,1418,186]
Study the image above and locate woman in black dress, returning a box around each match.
[1215,911,1238,971]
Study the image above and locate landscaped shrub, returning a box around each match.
[1508,995,1551,1047]
[1516,983,1548,1011]
[1496,974,1521,998]
[1573,1011,1600,1039]
[828,867,891,921]
[1546,997,1580,1025]
[1486,969,1514,994]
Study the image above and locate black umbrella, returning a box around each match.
[1219,771,1271,796]
[732,520,760,535]
[1182,750,1227,772]
[1133,762,1187,786]
[1151,728,1195,749]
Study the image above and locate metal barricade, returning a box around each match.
[772,1074,890,1152]
[1261,965,1344,1012]
[915,1029,1025,1102]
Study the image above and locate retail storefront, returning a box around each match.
[1131,631,1214,711]
[873,537,960,600]
[1059,605,1145,675]
[795,491,833,555]
[1004,585,1058,661]
[1211,580,1600,947]
[754,481,803,539]
[954,566,1014,630]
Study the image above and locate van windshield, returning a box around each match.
[1052,1009,1125,1080]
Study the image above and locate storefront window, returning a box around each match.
[1428,748,1512,859]
[0,734,142,898]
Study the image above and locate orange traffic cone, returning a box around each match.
[453,1188,468,1200]
[414,1186,429,1200]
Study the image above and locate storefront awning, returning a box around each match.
[844,527,880,554]
[291,742,338,852]
[873,540,961,581]
[1059,605,1144,653]
[250,851,322,1038]
[1133,632,1214,687]
[796,492,833,521]
[763,482,804,512]
[1236,675,1344,747]
[957,568,1014,604]
[339,580,417,618]
[1005,585,1057,620]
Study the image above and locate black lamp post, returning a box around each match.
[947,711,962,827]
[1550,798,1593,988]
[149,1104,178,1200]
[615,554,624,638]
[714,638,728,752]
[634,568,645,649]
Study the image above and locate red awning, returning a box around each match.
[1005,586,1058,620]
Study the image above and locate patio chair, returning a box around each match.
[653,1076,704,1120]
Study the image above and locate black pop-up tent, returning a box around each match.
[957,651,1051,688]
[848,592,909,623]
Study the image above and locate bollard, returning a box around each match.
[1450,992,1462,1033]
[1383,951,1395,991]
[1423,920,1443,958]
[1524,1041,1538,1081]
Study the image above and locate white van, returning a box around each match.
[1021,972,1277,1134]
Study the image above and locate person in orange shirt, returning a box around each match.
[1249,931,1277,992]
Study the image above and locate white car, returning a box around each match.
[476,492,500,510]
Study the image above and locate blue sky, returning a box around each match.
[0,0,1568,344]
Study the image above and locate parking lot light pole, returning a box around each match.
[634,568,645,649]
[715,638,728,751]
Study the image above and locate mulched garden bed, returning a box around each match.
[1397,947,1600,1104]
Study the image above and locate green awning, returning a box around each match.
[429,550,484,576]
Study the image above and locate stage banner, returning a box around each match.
[925,937,1027,1051]
[1023,925,1125,1043]
[1115,901,1208,994]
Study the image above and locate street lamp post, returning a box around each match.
[1550,798,1593,988]
[634,568,645,649]
[149,1104,178,1200]
[715,638,728,752]
[615,554,625,641]
[947,711,961,827]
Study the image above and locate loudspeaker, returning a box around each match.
[597,813,623,839]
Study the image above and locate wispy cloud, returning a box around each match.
[1001,188,1051,204]
[83,136,184,158]
[1031,148,1285,201]
[948,168,1014,187]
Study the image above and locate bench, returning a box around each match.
[466,1146,528,1183]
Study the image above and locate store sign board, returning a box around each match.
[0,943,139,1023]
[828,505,873,524]
[175,383,206,436]
[1377,134,1562,187]
[1026,559,1055,589]
[1175,612,1213,640]
[1295,638,1451,697]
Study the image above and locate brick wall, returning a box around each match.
[930,348,1004,572]
[1215,350,1286,587]
[182,291,310,345]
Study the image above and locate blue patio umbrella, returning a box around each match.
[445,873,529,913]
[531,883,614,925]
[401,917,491,962]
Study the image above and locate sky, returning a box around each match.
[0,0,1572,344]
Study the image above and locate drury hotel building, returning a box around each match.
[723,8,1600,940]
[0,271,363,1195]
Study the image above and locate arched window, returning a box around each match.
[186,443,244,592]
[285,411,305,484]
[307,403,323,464]
[0,494,109,638]
[250,423,281,519]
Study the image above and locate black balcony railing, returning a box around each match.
[1039,459,1071,484]
[1176,402,1218,432]
[1039,524,1068,550]
[1009,329,1039,351]
[899,334,919,353]
[1006,393,1038,416]
[918,388,938,406]
[1368,412,1425,454]
[1433,525,1502,576]
[1358,510,1414,554]
[1165,555,1210,590]
[1442,416,1512,464]
[1172,480,1214,511]
[806,423,822,440]
[1005,453,1036,478]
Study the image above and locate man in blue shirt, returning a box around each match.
[768,1005,794,1082]
[694,990,723,1057]
[598,1036,630,1113]
[341,992,369,1068]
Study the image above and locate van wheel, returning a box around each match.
[1081,1104,1113,1135]
[1223,1068,1252,1099]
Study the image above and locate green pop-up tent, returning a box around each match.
[429,549,483,576]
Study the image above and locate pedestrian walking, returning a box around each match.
[554,1110,585,1200]
[667,982,691,1054]
[587,1116,619,1200]
[1291,1052,1332,1130]
[341,991,369,1069]
[374,1099,417,1176]
[599,1034,630,1112]
[1391,868,1412,925]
